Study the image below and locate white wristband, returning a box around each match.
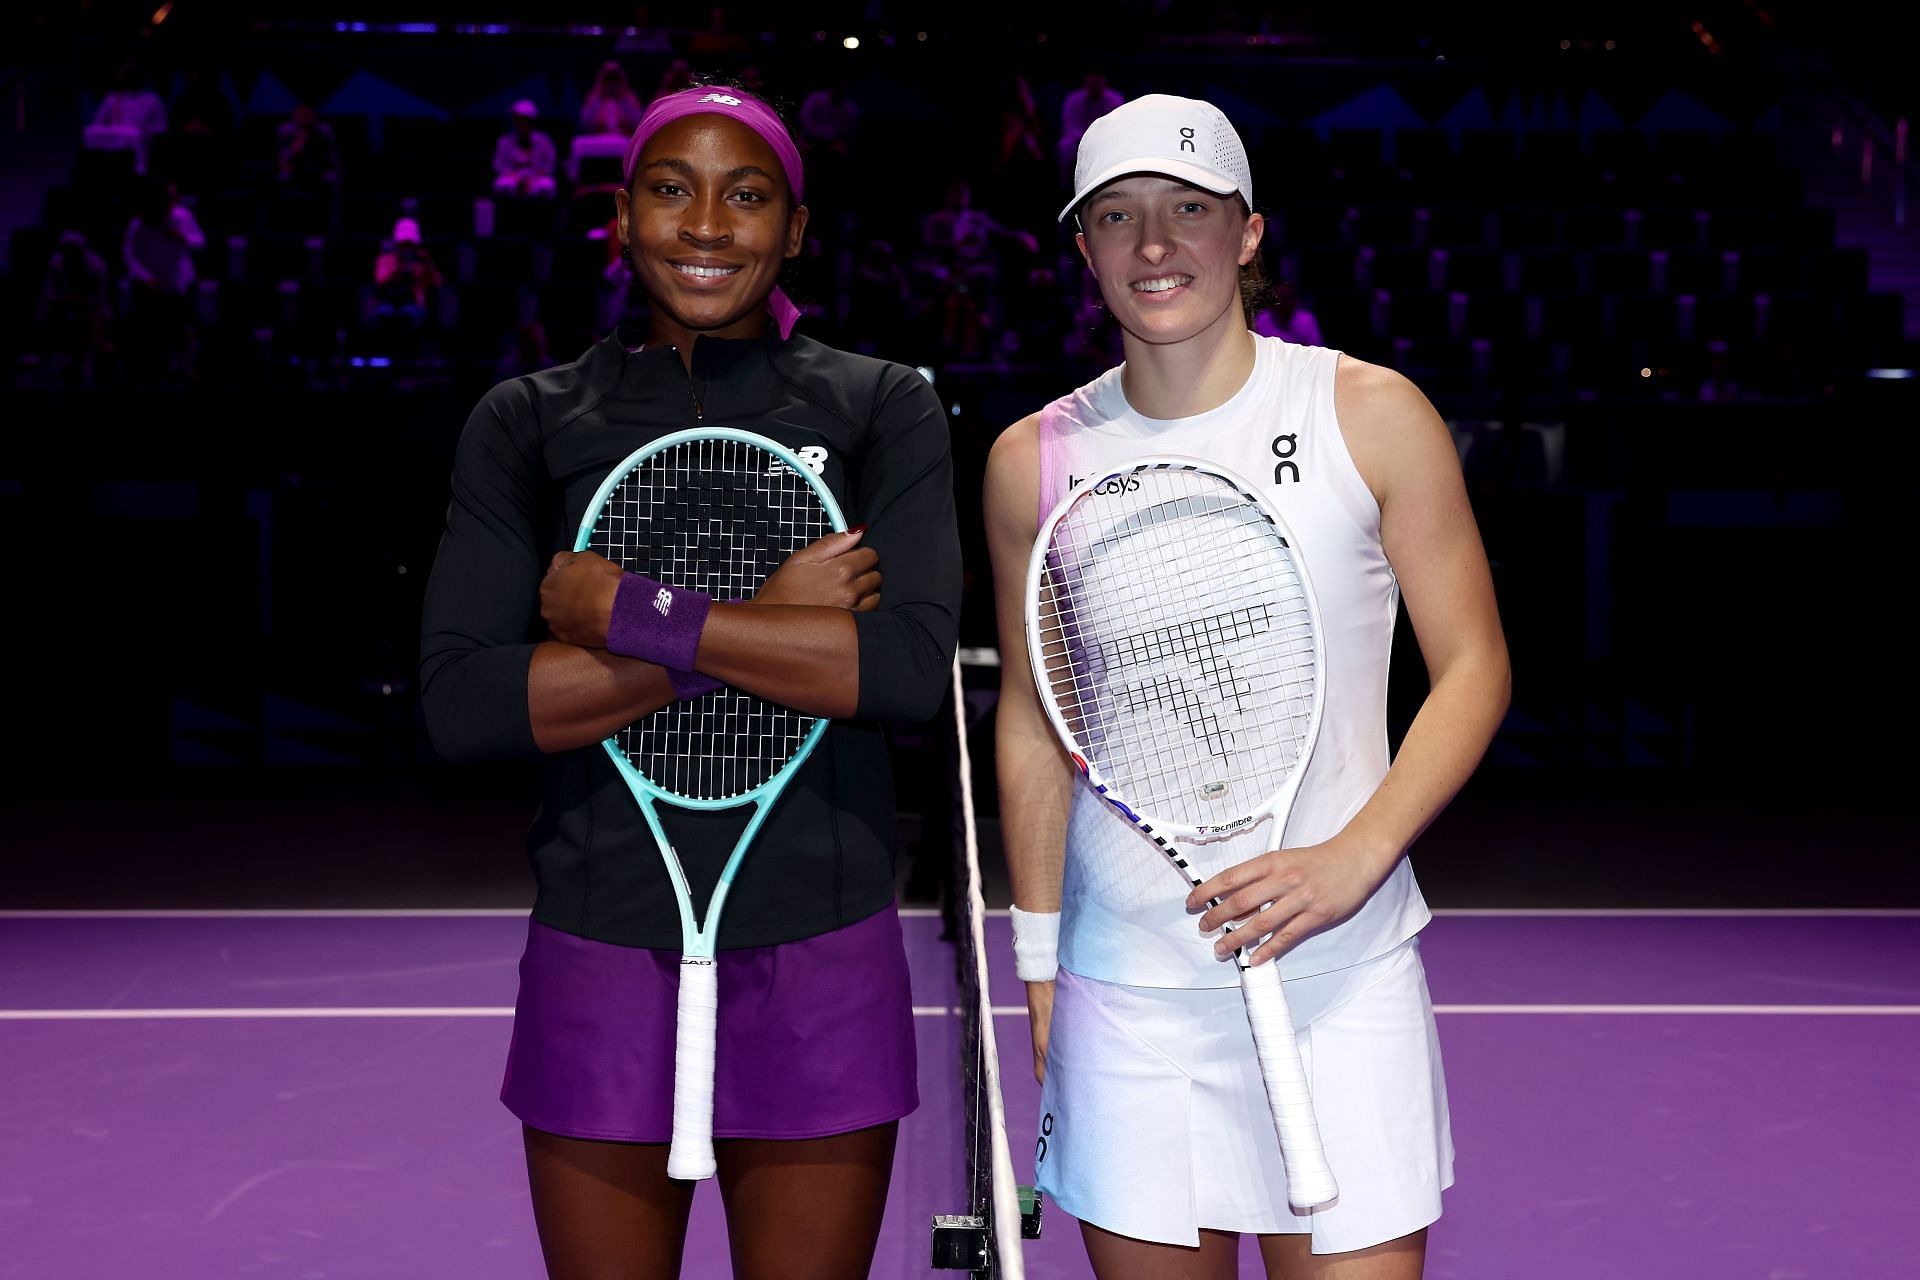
[1008,905,1061,982]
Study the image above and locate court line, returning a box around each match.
[0,909,533,919]
[1432,1004,1920,1015]
[5,1004,1920,1021]
[0,1007,521,1019]
[1427,908,1920,918]
[3,907,1916,920]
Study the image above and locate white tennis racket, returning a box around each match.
[1023,456,1338,1210]
[576,426,844,1181]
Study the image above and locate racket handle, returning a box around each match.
[666,958,720,1181]
[1239,961,1339,1209]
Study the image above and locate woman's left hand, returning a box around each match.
[540,550,624,647]
[1184,832,1397,966]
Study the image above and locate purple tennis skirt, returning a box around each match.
[500,903,919,1143]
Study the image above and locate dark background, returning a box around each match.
[3,1,1915,911]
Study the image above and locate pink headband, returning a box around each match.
[623,89,805,339]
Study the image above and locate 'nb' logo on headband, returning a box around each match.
[698,93,744,106]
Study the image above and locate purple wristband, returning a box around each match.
[668,668,724,700]
[606,572,712,671]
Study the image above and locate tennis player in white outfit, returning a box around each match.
[984,95,1511,1279]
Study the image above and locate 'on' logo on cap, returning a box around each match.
[1179,126,1196,153]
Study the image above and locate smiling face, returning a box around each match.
[616,113,808,345]
[1075,175,1263,347]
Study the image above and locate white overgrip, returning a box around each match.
[666,958,720,1181]
[1238,960,1339,1209]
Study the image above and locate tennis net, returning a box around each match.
[931,655,1026,1278]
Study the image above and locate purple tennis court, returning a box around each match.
[10,5,1920,1278]
[3,908,1913,1279]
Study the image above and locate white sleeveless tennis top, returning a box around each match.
[1036,335,1431,986]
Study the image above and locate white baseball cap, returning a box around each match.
[1059,93,1252,223]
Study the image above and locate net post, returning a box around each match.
[930,1215,990,1272]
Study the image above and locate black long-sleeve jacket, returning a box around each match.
[419,326,961,948]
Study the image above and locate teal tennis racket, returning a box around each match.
[575,427,844,1181]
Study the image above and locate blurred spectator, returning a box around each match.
[85,59,168,175]
[579,60,645,137]
[495,321,552,382]
[615,5,674,55]
[982,75,1051,225]
[371,217,444,354]
[123,181,206,292]
[597,213,639,335]
[799,76,859,202]
[923,181,1039,360]
[923,179,1040,268]
[651,59,694,103]
[995,76,1047,171]
[573,61,644,184]
[799,79,860,157]
[278,103,342,189]
[122,182,206,382]
[276,103,344,230]
[33,230,118,385]
[1698,341,1745,401]
[493,100,558,199]
[1057,72,1124,183]
[1253,282,1324,345]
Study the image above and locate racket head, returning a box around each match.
[1023,456,1326,839]
[576,427,846,806]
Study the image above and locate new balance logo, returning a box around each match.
[653,588,673,616]
[698,93,744,106]
[765,445,830,479]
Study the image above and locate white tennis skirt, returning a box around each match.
[1033,937,1453,1254]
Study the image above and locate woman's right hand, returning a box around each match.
[1026,978,1055,1084]
[754,527,880,612]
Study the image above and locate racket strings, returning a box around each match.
[1036,469,1319,828]
[590,437,834,801]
